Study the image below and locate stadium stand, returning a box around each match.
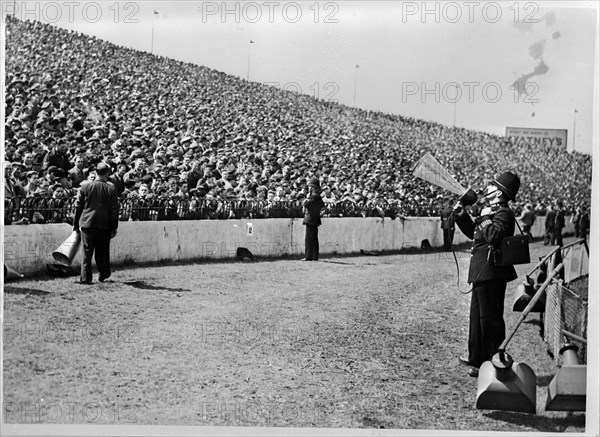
[4,17,593,224]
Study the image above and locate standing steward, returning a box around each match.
[302,178,325,261]
[453,171,521,377]
[518,203,536,241]
[440,199,456,251]
[553,200,565,247]
[544,205,556,245]
[73,162,119,284]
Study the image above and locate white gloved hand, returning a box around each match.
[480,206,493,216]
[453,202,465,216]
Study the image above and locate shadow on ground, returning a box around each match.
[3,286,51,296]
[484,411,585,432]
[123,280,190,292]
[537,374,555,388]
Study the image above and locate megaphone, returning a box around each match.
[52,230,82,266]
[458,188,478,206]
[412,153,477,205]
[4,264,24,281]
[545,343,586,411]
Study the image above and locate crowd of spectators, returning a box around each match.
[3,17,593,225]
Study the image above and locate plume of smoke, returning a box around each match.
[512,11,556,32]
[510,10,561,96]
[528,39,546,59]
[511,59,549,97]
[543,11,556,26]
[533,59,549,75]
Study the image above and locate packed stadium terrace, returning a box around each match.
[4,17,593,224]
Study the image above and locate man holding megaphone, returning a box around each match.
[73,162,120,284]
[453,172,521,377]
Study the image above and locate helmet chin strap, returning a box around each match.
[489,196,503,206]
[483,188,503,207]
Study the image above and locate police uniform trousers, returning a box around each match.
[553,228,563,246]
[469,280,506,367]
[80,228,111,282]
[443,228,454,251]
[304,224,319,261]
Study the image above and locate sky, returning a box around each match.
[2,1,597,155]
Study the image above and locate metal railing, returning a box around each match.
[4,196,440,224]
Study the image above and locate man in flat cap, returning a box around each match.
[42,140,72,174]
[24,171,41,197]
[73,162,119,284]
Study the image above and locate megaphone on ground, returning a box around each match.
[52,230,81,266]
[412,152,477,205]
[545,343,586,411]
[4,264,24,281]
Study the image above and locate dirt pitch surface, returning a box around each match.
[3,237,586,432]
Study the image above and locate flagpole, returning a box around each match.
[453,101,457,126]
[151,11,157,54]
[572,109,577,153]
[353,65,359,107]
[247,40,253,81]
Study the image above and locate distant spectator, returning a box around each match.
[553,200,565,246]
[579,207,590,241]
[544,205,556,246]
[123,158,147,185]
[4,162,26,198]
[23,170,41,196]
[69,155,86,188]
[518,203,536,241]
[110,163,128,197]
[42,140,72,174]
[571,206,582,238]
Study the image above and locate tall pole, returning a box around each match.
[353,64,359,107]
[151,10,157,54]
[453,101,457,127]
[247,40,253,81]
[573,109,578,153]
[13,0,16,16]
[452,84,460,127]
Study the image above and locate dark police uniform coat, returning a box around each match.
[455,205,517,284]
[303,194,325,227]
[302,194,325,261]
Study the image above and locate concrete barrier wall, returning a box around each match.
[3,216,573,276]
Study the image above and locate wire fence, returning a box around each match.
[544,280,588,365]
[4,196,439,225]
[541,240,589,366]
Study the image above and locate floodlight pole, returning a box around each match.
[151,12,157,54]
[452,84,461,127]
[247,40,253,81]
[572,109,577,153]
[353,65,359,107]
[453,101,457,126]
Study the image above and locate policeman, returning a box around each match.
[302,178,325,261]
[453,172,521,377]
